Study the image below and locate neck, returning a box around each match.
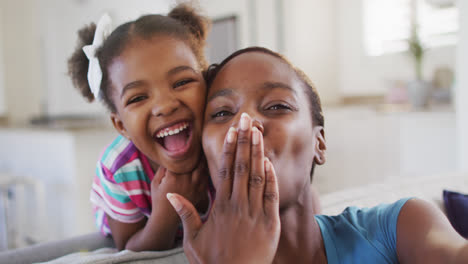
[273,184,327,264]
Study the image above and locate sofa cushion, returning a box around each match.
[320,172,468,216]
[443,189,468,238]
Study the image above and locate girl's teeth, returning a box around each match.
[157,123,188,138]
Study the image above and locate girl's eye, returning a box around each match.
[127,95,147,105]
[174,79,194,88]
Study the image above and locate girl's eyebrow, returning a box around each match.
[121,80,145,99]
[120,66,197,99]
[207,88,234,103]
[167,65,198,76]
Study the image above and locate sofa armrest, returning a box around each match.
[0,232,114,264]
[320,172,468,216]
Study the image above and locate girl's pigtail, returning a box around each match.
[68,23,97,102]
[169,3,211,44]
[168,3,211,69]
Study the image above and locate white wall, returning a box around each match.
[255,0,279,51]
[1,0,44,124]
[337,0,456,97]
[283,0,340,105]
[0,4,5,115]
[456,0,468,171]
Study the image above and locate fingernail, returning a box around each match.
[252,127,259,145]
[166,193,182,211]
[240,113,250,131]
[264,157,270,171]
[226,127,236,143]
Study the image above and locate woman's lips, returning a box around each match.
[154,121,194,158]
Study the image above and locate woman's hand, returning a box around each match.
[167,113,281,264]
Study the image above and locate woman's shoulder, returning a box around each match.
[315,198,414,263]
[317,197,413,227]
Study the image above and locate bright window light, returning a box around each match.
[363,0,458,56]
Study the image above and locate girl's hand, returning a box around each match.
[151,160,208,210]
[129,157,207,251]
[108,162,209,251]
[167,113,281,264]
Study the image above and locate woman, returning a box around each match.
[167,47,468,263]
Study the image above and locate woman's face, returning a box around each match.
[203,52,322,206]
[109,36,206,173]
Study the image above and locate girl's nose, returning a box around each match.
[151,95,180,117]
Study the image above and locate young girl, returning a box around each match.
[68,4,211,251]
[168,47,468,263]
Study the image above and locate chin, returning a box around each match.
[166,154,200,174]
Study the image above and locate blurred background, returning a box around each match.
[0,0,466,250]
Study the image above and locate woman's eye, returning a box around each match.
[211,110,233,119]
[127,95,147,105]
[267,104,292,111]
[174,79,194,88]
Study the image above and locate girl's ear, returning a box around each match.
[313,126,326,165]
[110,113,130,139]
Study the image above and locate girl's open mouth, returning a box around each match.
[154,121,193,158]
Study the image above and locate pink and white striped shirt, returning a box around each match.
[90,135,211,236]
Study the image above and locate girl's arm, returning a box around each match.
[396,198,468,264]
[107,198,181,251]
[107,165,208,251]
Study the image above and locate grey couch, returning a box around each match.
[0,232,114,264]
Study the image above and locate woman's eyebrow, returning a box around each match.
[207,88,234,103]
[262,81,297,95]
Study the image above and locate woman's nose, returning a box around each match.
[252,118,264,134]
[151,94,180,117]
[234,112,264,134]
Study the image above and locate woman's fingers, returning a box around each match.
[263,158,280,217]
[248,126,265,213]
[215,126,237,201]
[166,193,202,240]
[232,113,252,203]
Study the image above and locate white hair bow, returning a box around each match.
[82,13,113,101]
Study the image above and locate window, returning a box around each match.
[205,16,238,64]
[363,0,458,56]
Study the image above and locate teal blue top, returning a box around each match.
[315,198,412,264]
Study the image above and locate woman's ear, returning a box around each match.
[110,113,130,139]
[313,126,326,165]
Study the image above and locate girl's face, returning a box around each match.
[109,36,206,173]
[202,52,325,206]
